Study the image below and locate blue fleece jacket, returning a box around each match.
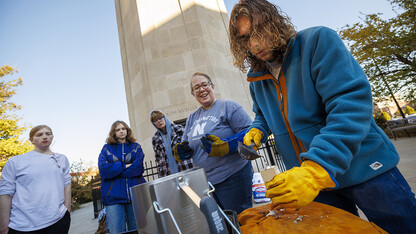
[98,142,146,205]
[248,27,399,189]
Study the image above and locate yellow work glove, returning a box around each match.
[201,130,246,157]
[265,160,337,208]
[201,135,230,157]
[243,128,264,150]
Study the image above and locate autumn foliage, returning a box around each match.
[0,65,33,170]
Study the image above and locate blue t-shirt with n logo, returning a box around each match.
[183,99,252,184]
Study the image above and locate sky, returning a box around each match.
[0,0,397,166]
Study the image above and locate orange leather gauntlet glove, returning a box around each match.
[265,160,337,208]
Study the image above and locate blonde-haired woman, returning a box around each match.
[0,125,71,234]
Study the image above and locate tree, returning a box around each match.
[404,105,415,115]
[70,159,98,209]
[339,0,416,104]
[374,111,391,130]
[70,158,97,185]
[0,65,33,170]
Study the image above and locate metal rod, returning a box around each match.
[153,201,182,234]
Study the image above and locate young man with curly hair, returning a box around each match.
[228,0,416,232]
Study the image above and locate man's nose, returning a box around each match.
[249,38,259,49]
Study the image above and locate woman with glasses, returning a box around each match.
[174,72,253,214]
[98,120,146,234]
[0,125,71,234]
[150,110,193,177]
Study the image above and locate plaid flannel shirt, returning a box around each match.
[152,123,193,177]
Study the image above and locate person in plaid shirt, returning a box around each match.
[150,110,193,177]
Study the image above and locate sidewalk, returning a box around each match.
[394,137,416,192]
[69,202,98,234]
[69,137,416,233]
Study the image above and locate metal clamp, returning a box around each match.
[153,201,182,234]
[207,181,215,197]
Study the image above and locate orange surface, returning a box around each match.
[238,202,386,234]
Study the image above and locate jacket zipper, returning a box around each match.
[107,182,114,197]
[122,143,130,202]
[269,36,306,164]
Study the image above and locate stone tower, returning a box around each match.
[114,0,253,162]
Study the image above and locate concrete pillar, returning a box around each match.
[114,0,253,162]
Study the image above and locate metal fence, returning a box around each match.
[91,137,283,218]
[142,161,159,181]
[251,137,286,173]
[91,176,103,219]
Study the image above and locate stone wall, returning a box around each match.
[115,0,253,162]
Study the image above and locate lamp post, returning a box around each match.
[373,59,406,119]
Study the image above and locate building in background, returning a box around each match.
[114,0,253,162]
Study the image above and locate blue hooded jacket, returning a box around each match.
[98,142,146,205]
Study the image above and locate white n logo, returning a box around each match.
[192,122,206,137]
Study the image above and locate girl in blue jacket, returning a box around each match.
[98,120,146,234]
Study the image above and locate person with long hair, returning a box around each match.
[150,110,193,177]
[228,0,416,232]
[174,72,253,214]
[0,125,71,234]
[98,120,145,234]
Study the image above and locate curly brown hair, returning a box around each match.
[106,120,137,144]
[229,0,296,72]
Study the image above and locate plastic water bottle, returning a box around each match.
[252,172,271,203]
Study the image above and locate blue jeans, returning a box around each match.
[314,167,416,233]
[212,162,253,214]
[105,203,137,234]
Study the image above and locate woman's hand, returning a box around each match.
[174,141,193,162]
[200,130,247,157]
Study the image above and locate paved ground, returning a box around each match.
[69,137,416,233]
[69,202,98,234]
[395,137,416,192]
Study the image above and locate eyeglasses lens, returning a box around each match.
[193,83,210,92]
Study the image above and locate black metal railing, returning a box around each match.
[142,161,159,181]
[91,176,104,219]
[251,137,285,173]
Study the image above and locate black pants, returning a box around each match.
[9,211,71,234]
